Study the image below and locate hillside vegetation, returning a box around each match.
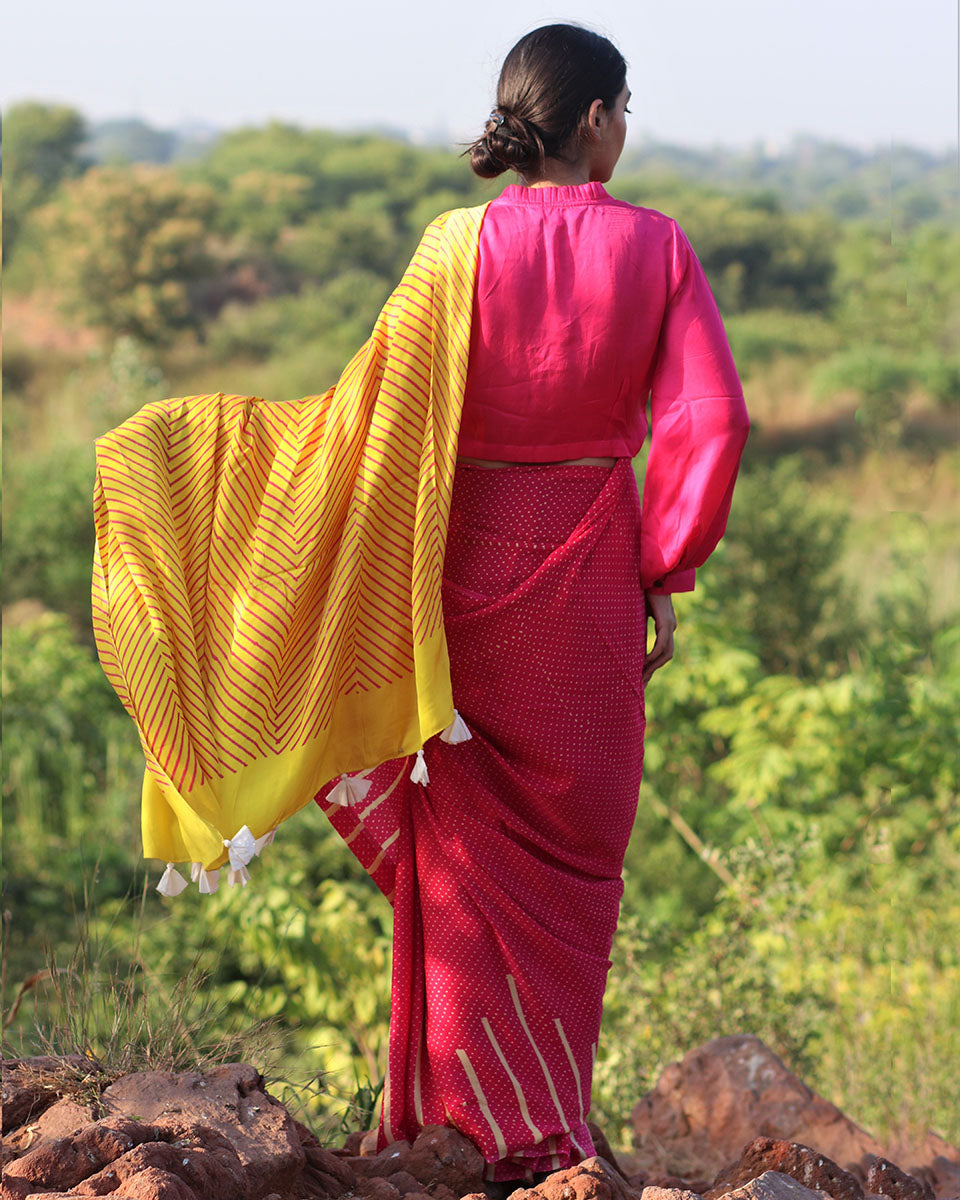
[3,101,957,1150]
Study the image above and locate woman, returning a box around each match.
[93,19,747,1198]
[315,22,749,1198]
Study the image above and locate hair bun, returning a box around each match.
[461,23,626,181]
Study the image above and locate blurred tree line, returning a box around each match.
[3,100,958,1147]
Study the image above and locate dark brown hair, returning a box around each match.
[465,24,627,180]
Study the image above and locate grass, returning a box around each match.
[0,854,387,1145]
[1,872,284,1076]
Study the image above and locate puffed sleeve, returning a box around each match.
[640,220,750,594]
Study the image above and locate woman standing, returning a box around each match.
[93,18,747,1199]
[315,22,750,1198]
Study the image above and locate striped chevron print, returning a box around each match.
[92,203,489,872]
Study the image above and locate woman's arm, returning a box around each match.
[640,221,750,596]
[643,591,677,684]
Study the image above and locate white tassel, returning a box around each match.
[327,773,374,807]
[197,868,220,894]
[253,827,277,855]
[156,863,188,897]
[227,864,251,888]
[409,748,430,785]
[223,824,256,872]
[190,862,204,883]
[440,708,472,744]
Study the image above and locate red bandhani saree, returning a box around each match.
[316,456,646,1183]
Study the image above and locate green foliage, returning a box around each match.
[706,455,856,678]
[217,170,316,244]
[596,831,830,1147]
[206,271,391,368]
[275,208,400,284]
[812,345,917,439]
[831,222,960,353]
[3,101,89,261]
[34,165,218,344]
[914,349,960,410]
[3,441,97,624]
[1,613,132,840]
[1,882,285,1101]
[186,123,485,230]
[598,825,960,1148]
[80,820,394,1131]
[85,118,178,166]
[5,116,959,1149]
[611,181,836,312]
[84,334,171,435]
[723,308,841,375]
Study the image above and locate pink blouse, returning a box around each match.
[458,180,750,593]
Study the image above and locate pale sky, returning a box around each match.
[3,0,958,154]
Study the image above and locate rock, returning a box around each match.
[424,1185,460,1200]
[644,1178,707,1193]
[68,1120,245,1199]
[881,1135,960,1200]
[704,1136,863,1200]
[341,1129,370,1154]
[2,1116,246,1200]
[863,1157,936,1200]
[387,1169,429,1194]
[3,1096,97,1157]
[520,1155,640,1199]
[631,1037,891,1185]
[350,1139,415,1178]
[302,1142,362,1196]
[80,1165,200,1198]
[2,1116,156,1190]
[0,1179,36,1200]
[641,1187,705,1200]
[355,1179,403,1199]
[1,1054,102,1133]
[713,1170,843,1200]
[101,1062,303,1199]
[403,1124,487,1195]
[589,1122,632,1182]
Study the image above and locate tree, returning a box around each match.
[4,101,89,261]
[36,164,218,344]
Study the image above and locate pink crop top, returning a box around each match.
[457,180,750,593]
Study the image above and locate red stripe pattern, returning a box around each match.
[92,205,488,869]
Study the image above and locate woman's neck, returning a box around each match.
[518,159,593,188]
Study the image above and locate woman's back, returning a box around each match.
[459,180,744,464]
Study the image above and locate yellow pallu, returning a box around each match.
[92,203,489,884]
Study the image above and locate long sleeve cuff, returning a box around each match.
[645,567,696,595]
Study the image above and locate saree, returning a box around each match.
[92,204,488,881]
[316,456,647,1182]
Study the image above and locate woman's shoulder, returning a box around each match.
[600,192,682,236]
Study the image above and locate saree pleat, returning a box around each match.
[315,457,646,1182]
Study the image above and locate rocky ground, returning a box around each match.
[2,1034,958,1200]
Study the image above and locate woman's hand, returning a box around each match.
[643,592,677,684]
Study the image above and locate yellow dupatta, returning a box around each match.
[92,203,489,887]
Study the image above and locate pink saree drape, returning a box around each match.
[316,457,646,1183]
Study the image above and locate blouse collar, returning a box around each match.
[496,180,610,205]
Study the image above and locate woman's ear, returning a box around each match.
[588,97,605,132]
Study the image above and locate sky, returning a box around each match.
[3,0,958,154]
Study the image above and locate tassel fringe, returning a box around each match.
[410,748,430,785]
[160,823,279,898]
[440,708,472,744]
[156,863,188,897]
[327,772,375,807]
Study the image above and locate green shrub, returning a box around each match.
[2,612,134,840]
[3,442,97,624]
